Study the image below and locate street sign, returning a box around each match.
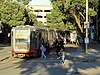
[85,38,89,43]
[84,22,89,28]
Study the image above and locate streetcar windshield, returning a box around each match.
[15,39,28,45]
[15,29,29,49]
[15,38,28,49]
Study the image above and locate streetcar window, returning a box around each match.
[15,38,28,49]
[15,39,28,45]
[50,31,53,40]
[15,30,28,47]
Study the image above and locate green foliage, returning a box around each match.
[48,0,98,31]
[0,1,38,27]
[25,8,38,25]
[47,0,74,30]
[66,22,76,30]
[46,9,65,30]
[22,0,31,5]
[0,1,26,27]
[89,8,97,16]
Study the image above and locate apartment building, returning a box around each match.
[27,0,53,25]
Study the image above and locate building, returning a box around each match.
[27,0,53,25]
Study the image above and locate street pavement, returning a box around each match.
[0,44,11,61]
[0,41,100,75]
[65,41,100,62]
[64,41,100,75]
[43,41,100,75]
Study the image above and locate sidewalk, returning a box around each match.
[65,41,100,62]
[0,44,11,61]
[63,41,100,75]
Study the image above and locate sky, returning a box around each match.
[28,0,51,5]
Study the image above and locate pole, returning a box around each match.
[85,0,88,53]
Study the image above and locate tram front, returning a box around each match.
[11,27,30,57]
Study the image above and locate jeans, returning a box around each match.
[60,56,65,63]
[41,52,46,58]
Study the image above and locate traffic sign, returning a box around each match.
[84,22,89,28]
[85,38,89,43]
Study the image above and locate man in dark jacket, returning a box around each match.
[54,37,64,59]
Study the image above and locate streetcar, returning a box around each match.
[11,25,58,57]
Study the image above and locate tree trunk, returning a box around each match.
[72,13,83,33]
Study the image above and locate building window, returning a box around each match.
[44,16,46,18]
[37,16,43,18]
[44,22,47,24]
[34,10,43,12]
[44,10,50,12]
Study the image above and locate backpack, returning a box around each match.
[59,50,65,56]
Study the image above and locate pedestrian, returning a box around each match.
[54,37,61,59]
[59,49,65,64]
[59,37,65,51]
[40,44,46,59]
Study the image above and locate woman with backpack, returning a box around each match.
[59,49,65,64]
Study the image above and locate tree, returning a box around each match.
[0,1,37,27]
[68,0,98,33]
[0,1,26,27]
[24,8,38,26]
[46,9,65,30]
[48,0,98,33]
[17,0,31,5]
[46,0,72,31]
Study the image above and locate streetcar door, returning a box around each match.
[36,32,40,49]
[30,31,40,50]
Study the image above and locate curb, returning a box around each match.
[0,56,10,61]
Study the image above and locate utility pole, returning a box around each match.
[86,0,88,22]
[84,0,89,53]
